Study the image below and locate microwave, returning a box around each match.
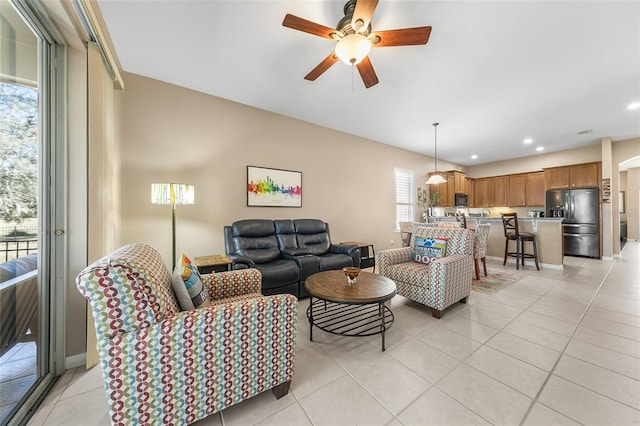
[454,193,469,206]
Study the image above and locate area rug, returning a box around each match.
[472,271,521,294]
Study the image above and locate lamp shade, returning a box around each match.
[335,34,371,65]
[426,174,447,185]
[151,183,195,205]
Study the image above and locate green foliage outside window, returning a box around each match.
[0,82,38,223]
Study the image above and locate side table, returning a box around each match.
[340,241,375,272]
[195,254,232,274]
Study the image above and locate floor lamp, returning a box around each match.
[151,183,195,270]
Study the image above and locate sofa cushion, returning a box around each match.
[231,219,281,263]
[318,253,353,271]
[275,219,298,251]
[294,219,331,255]
[254,259,300,291]
[383,262,431,288]
[172,254,210,310]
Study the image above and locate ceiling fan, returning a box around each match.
[282,0,432,88]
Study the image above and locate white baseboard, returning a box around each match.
[602,256,614,261]
[65,353,86,369]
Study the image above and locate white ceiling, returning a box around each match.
[96,0,640,166]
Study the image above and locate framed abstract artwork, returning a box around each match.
[247,166,302,207]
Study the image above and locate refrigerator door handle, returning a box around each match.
[564,232,596,237]
[563,224,581,227]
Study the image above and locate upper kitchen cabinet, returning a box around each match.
[428,172,455,207]
[507,174,527,207]
[545,162,601,189]
[473,178,491,207]
[491,176,507,207]
[464,178,474,207]
[571,163,601,188]
[526,172,545,206]
[453,171,466,193]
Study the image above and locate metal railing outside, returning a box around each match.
[0,226,38,263]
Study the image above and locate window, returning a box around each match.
[394,168,414,231]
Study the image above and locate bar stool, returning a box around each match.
[500,212,539,270]
[456,213,467,229]
[473,223,491,279]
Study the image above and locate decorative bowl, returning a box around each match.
[343,267,361,284]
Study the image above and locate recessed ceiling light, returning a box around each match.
[536,146,544,152]
[471,154,478,160]
[523,138,533,144]
[628,102,640,110]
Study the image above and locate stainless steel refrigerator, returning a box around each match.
[546,188,600,258]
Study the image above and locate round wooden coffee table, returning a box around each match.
[304,270,396,351]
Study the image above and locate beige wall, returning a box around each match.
[612,138,640,250]
[119,73,461,266]
[626,168,640,241]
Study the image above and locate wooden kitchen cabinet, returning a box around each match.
[465,178,474,207]
[474,178,491,207]
[453,171,465,193]
[507,174,527,207]
[570,163,600,188]
[491,176,507,207]
[428,172,455,207]
[527,172,545,206]
[545,166,570,189]
[545,163,600,189]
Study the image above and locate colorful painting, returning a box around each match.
[247,166,302,207]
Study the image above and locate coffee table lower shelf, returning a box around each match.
[307,298,394,351]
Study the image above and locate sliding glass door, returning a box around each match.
[0,0,64,423]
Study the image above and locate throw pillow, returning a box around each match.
[171,254,210,310]
[412,237,448,264]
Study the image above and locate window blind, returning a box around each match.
[394,168,414,231]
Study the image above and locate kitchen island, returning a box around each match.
[434,217,564,268]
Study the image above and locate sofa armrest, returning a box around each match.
[99,293,297,424]
[282,253,320,282]
[227,254,255,269]
[329,244,361,267]
[329,244,356,255]
[202,268,262,300]
[428,254,474,307]
[377,247,413,276]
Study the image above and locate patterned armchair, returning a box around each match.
[76,243,297,426]
[377,227,474,318]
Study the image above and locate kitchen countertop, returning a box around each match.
[434,216,564,222]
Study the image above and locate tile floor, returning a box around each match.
[0,341,36,421]
[28,242,640,425]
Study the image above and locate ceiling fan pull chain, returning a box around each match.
[351,63,355,93]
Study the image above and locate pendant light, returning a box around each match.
[426,122,447,184]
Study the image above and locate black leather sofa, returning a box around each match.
[223,219,361,297]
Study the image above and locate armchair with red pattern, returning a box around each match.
[76,243,297,425]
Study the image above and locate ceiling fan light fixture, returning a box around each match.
[335,33,371,65]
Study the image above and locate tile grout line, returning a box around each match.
[518,257,617,426]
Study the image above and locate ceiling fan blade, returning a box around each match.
[304,53,339,81]
[351,0,379,32]
[370,26,432,47]
[283,14,339,40]
[356,56,379,88]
